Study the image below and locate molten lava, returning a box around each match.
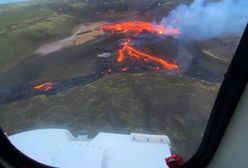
[34,82,53,91]
[101,21,180,71]
[117,41,178,70]
[101,21,180,36]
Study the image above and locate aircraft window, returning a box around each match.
[0,0,247,165]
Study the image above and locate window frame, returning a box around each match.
[183,24,248,168]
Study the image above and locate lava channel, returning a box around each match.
[117,41,179,70]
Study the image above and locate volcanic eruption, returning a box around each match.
[1,21,181,104]
[101,21,180,37]
[100,21,180,71]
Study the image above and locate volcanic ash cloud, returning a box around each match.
[160,0,248,40]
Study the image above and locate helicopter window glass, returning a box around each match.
[0,0,247,162]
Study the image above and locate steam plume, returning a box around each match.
[161,0,248,40]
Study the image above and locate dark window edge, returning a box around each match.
[183,24,248,168]
[0,128,53,168]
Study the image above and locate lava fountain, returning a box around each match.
[100,21,180,36]
[101,21,181,37]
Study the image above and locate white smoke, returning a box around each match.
[161,0,248,40]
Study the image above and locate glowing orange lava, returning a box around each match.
[117,41,178,70]
[34,82,53,91]
[101,21,180,71]
[101,21,180,36]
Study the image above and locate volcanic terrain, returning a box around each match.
[0,0,241,160]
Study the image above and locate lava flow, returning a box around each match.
[101,21,180,36]
[101,21,180,71]
[34,82,53,91]
[117,41,178,70]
